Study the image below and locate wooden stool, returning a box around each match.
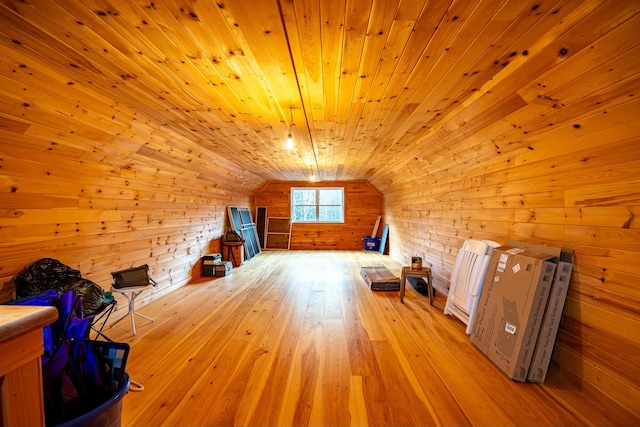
[400,266,433,305]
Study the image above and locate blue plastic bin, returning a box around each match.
[364,237,380,251]
[54,373,130,427]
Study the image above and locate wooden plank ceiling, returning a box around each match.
[0,0,637,188]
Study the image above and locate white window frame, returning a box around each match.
[291,187,345,223]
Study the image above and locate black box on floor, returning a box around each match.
[215,261,233,277]
[202,253,222,276]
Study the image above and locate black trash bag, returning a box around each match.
[56,276,106,317]
[14,258,81,298]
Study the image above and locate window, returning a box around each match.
[291,187,344,223]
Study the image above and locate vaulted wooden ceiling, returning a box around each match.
[1,0,637,191]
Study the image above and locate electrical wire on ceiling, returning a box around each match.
[276,0,321,181]
[285,107,294,150]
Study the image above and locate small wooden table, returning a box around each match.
[400,266,433,305]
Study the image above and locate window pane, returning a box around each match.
[292,189,316,205]
[293,205,317,222]
[319,189,342,205]
[319,206,343,222]
[291,187,344,223]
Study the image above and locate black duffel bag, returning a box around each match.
[111,264,157,289]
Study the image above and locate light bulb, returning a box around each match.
[285,134,293,149]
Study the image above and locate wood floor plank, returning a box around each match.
[323,319,351,427]
[161,339,249,426]
[372,340,437,427]
[348,375,369,427]
[372,293,472,426]
[247,264,312,426]
[281,289,324,427]
[112,250,635,426]
[362,374,394,427]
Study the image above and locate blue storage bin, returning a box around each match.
[364,237,380,251]
[54,373,130,427]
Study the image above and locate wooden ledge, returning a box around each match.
[0,305,58,344]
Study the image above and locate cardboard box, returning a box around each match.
[215,261,233,277]
[471,246,557,381]
[506,241,574,383]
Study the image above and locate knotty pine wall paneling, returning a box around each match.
[254,181,382,250]
[0,138,257,307]
[375,5,640,415]
[0,53,263,308]
[0,0,637,417]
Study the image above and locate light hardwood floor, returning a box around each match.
[106,251,635,426]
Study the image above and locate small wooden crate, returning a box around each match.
[360,266,400,291]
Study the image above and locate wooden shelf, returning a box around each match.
[265,217,291,250]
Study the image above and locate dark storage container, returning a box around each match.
[215,261,233,276]
[54,373,130,427]
[202,254,222,276]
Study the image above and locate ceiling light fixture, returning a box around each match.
[285,107,294,150]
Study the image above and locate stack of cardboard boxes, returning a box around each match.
[470,241,574,382]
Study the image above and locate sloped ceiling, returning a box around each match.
[1,0,635,191]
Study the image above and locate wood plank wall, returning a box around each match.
[0,59,263,306]
[382,165,640,417]
[0,0,638,417]
[0,143,255,307]
[254,181,382,250]
[376,17,640,418]
[0,150,256,306]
